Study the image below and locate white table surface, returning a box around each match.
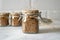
[0,26,60,40]
[0,20,60,40]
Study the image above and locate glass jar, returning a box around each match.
[22,10,40,33]
[11,12,22,26]
[0,12,9,26]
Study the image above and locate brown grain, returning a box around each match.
[0,12,9,26]
[11,12,22,26]
[22,10,39,33]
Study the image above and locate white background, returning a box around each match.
[0,0,60,19]
[0,0,60,10]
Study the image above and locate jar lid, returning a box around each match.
[22,10,39,15]
[0,12,10,16]
[11,12,22,16]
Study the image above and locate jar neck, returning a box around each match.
[23,13,39,17]
[12,16,20,17]
[0,15,8,17]
[22,12,43,19]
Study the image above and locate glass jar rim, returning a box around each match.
[22,10,39,15]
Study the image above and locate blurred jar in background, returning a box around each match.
[11,12,22,26]
[22,10,40,33]
[0,12,9,26]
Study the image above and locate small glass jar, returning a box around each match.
[11,12,22,26]
[22,10,40,33]
[0,12,9,26]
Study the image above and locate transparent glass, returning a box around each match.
[0,13,9,26]
[11,13,22,26]
[22,10,40,33]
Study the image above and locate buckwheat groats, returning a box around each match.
[0,12,9,26]
[11,12,22,26]
[22,10,39,33]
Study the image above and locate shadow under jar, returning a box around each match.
[22,10,40,33]
[0,12,9,26]
[11,12,22,26]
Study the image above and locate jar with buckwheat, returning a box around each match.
[0,12,9,26]
[22,10,41,33]
[11,12,22,26]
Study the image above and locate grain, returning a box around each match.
[0,12,9,26]
[22,10,39,33]
[11,12,22,26]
